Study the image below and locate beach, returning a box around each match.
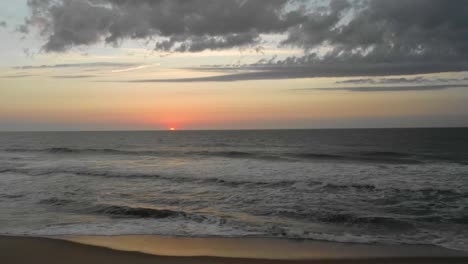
[2,235,468,264]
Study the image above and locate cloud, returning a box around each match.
[52,75,95,79]
[0,74,35,79]
[110,64,158,73]
[13,62,138,70]
[22,0,468,77]
[0,21,7,28]
[302,84,468,92]
[119,68,330,83]
[337,77,428,85]
[282,1,468,62]
[24,0,298,52]
[119,62,468,82]
[240,53,468,79]
[336,76,468,85]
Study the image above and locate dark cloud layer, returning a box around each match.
[310,84,468,92]
[25,0,296,52]
[283,1,468,61]
[337,76,468,85]
[22,0,468,77]
[337,77,428,85]
[122,62,468,82]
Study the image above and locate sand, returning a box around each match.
[1,235,468,264]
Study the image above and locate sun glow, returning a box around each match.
[169,127,176,131]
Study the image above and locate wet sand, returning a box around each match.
[1,235,468,264]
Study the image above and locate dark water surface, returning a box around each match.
[0,128,467,251]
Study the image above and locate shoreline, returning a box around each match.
[62,235,468,259]
[2,235,468,263]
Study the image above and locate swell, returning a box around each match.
[3,148,287,162]
[291,151,424,164]
[38,198,221,224]
[360,151,412,157]
[38,197,186,219]
[310,212,414,229]
[91,205,186,219]
[5,147,162,155]
[36,197,413,230]
[2,147,448,164]
[5,166,468,198]
[0,193,24,199]
[270,206,467,227]
[39,197,74,206]
[37,197,468,236]
[28,169,468,226]
[2,166,298,189]
[0,168,13,173]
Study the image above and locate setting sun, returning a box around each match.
[169,127,176,131]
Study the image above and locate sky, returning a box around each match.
[1,0,468,131]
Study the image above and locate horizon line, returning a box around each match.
[1,126,467,133]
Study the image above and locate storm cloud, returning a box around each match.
[22,0,468,76]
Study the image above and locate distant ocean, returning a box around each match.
[1,128,467,251]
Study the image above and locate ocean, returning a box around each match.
[0,128,467,251]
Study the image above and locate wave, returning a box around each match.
[2,147,434,164]
[92,205,186,219]
[71,171,162,180]
[0,167,164,180]
[3,148,284,161]
[40,199,414,231]
[38,198,221,224]
[5,147,157,156]
[3,166,301,189]
[290,153,346,160]
[38,197,453,235]
[24,195,468,252]
[359,151,412,157]
[37,196,187,219]
[318,214,414,229]
[193,151,253,158]
[5,146,467,165]
[270,206,468,229]
[39,198,75,206]
[293,151,423,164]
[0,194,24,199]
[268,208,415,228]
[322,183,466,199]
[5,166,468,199]
[323,183,377,191]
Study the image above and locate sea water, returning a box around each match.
[0,128,467,251]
